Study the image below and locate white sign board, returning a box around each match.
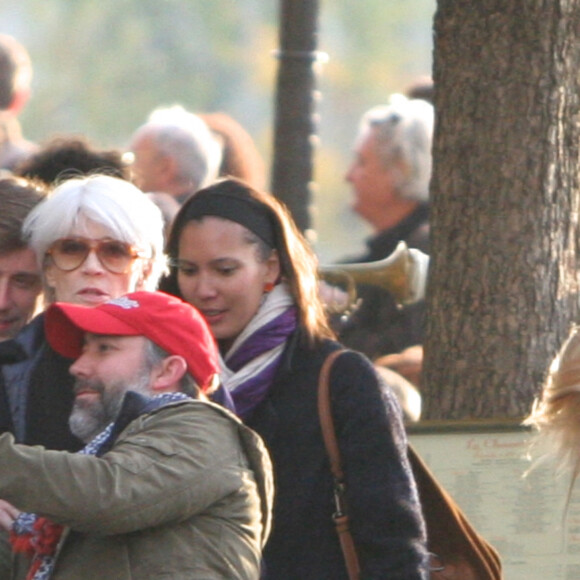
[409,421,580,580]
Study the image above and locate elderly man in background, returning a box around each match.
[128,105,222,204]
[0,35,37,171]
[0,291,273,580]
[336,95,434,390]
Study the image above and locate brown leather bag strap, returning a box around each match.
[318,349,361,580]
[318,349,346,480]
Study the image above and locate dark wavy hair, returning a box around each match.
[14,135,128,186]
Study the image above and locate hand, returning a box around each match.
[0,499,20,532]
[375,345,424,387]
[318,280,350,313]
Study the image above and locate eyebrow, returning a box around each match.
[83,333,123,343]
[10,272,40,280]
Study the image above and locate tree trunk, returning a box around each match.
[423,1,580,420]
[271,0,320,233]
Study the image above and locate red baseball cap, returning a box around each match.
[45,291,219,391]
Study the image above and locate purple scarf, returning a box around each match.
[222,306,297,420]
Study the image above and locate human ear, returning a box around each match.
[8,88,30,115]
[151,355,188,393]
[159,155,178,182]
[390,158,412,197]
[265,249,281,284]
[135,260,153,291]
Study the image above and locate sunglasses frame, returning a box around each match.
[46,237,147,274]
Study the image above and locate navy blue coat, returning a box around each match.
[247,333,429,579]
[0,314,82,451]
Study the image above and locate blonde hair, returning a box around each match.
[525,326,580,488]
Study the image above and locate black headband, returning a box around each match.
[181,188,275,248]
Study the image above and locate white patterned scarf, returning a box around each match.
[220,283,297,419]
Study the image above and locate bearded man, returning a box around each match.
[0,291,272,580]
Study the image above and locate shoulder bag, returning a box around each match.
[317,349,503,580]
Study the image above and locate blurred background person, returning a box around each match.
[144,191,181,242]
[335,95,434,386]
[127,105,222,203]
[161,178,429,579]
[0,174,166,454]
[0,177,45,344]
[201,111,267,190]
[405,76,434,104]
[0,176,45,439]
[13,133,184,246]
[374,363,422,424]
[0,34,37,171]
[0,176,45,578]
[14,134,129,185]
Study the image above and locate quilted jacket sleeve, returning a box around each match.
[0,402,260,535]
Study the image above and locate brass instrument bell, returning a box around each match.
[319,241,429,314]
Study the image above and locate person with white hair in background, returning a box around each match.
[0,34,38,171]
[346,95,433,248]
[128,105,222,204]
[0,174,167,453]
[334,95,434,391]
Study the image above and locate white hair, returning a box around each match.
[143,105,222,191]
[359,94,434,203]
[22,174,167,290]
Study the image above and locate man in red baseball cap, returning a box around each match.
[0,291,273,580]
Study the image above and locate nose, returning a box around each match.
[0,280,10,310]
[80,248,106,275]
[70,351,91,379]
[194,272,219,301]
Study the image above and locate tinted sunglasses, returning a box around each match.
[46,237,146,274]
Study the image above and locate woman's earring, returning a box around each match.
[263,282,275,293]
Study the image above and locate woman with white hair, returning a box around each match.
[1,174,166,452]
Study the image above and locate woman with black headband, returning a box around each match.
[161,177,429,579]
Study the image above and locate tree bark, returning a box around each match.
[271,0,320,233]
[423,1,580,419]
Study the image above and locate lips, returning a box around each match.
[75,389,98,398]
[74,376,102,392]
[77,287,110,305]
[0,315,22,334]
[73,383,102,403]
[200,308,226,325]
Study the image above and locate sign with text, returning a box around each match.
[409,420,580,580]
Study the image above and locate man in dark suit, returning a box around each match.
[337,95,434,369]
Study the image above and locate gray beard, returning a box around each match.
[69,371,152,444]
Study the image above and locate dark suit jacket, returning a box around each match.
[336,204,429,360]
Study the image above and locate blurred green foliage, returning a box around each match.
[1,0,434,260]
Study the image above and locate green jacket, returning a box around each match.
[0,398,273,580]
